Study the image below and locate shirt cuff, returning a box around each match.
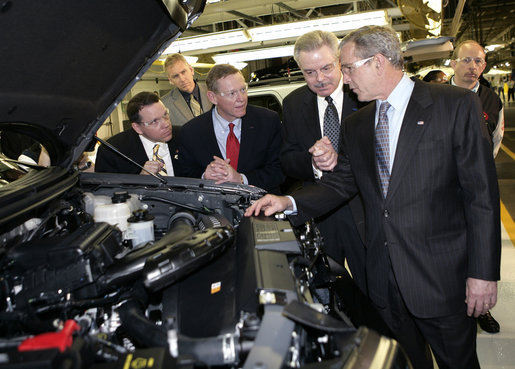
[284,195,298,215]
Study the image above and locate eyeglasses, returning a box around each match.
[302,61,338,78]
[341,56,374,75]
[217,84,248,99]
[455,57,485,66]
[140,109,170,127]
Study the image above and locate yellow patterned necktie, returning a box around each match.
[190,95,202,117]
[152,144,167,176]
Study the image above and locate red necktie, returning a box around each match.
[226,123,240,170]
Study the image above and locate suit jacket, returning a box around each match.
[161,83,212,126]
[290,79,501,318]
[95,128,180,175]
[177,105,284,194]
[280,84,367,292]
[281,84,361,180]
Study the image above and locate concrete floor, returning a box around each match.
[477,101,515,368]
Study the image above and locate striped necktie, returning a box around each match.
[190,95,202,117]
[152,144,167,176]
[375,101,391,198]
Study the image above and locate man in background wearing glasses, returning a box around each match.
[450,40,504,158]
[450,41,504,334]
[177,64,284,194]
[280,30,367,296]
[96,91,180,176]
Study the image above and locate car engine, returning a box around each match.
[0,171,384,369]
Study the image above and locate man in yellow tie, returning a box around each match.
[96,91,179,176]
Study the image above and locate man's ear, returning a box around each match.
[450,60,457,70]
[373,54,387,75]
[132,122,143,135]
[207,90,218,105]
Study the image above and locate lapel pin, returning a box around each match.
[417,121,424,125]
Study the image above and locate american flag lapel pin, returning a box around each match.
[417,120,424,125]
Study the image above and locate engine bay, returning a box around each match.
[0,171,374,369]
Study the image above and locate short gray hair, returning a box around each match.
[293,30,339,67]
[339,26,403,69]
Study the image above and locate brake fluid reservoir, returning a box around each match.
[127,209,155,247]
[93,191,132,237]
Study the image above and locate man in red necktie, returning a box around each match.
[177,64,284,194]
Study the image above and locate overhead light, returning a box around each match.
[213,45,295,64]
[229,62,248,70]
[485,44,504,52]
[247,10,389,42]
[163,29,250,54]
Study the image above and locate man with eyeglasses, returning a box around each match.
[96,91,180,176]
[177,64,284,194]
[450,40,504,159]
[161,53,212,126]
[280,30,367,295]
[245,25,500,369]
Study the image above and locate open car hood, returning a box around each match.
[0,0,204,168]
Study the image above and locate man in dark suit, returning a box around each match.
[177,64,284,194]
[96,91,180,176]
[281,30,366,292]
[161,53,212,126]
[450,39,504,334]
[246,26,500,369]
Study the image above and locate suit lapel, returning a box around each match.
[171,88,194,121]
[303,90,322,139]
[353,104,380,196]
[387,81,433,200]
[239,109,257,167]
[198,84,211,112]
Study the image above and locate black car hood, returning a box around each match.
[0,0,204,168]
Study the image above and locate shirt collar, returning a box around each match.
[377,74,414,112]
[450,75,480,92]
[213,106,242,131]
[179,81,200,101]
[138,133,166,154]
[317,76,344,104]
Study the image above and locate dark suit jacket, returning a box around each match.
[95,128,180,175]
[290,79,501,318]
[281,84,361,180]
[280,84,368,293]
[177,104,284,194]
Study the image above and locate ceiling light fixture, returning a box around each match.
[247,10,389,42]
[163,29,250,54]
[163,11,389,55]
[213,45,295,64]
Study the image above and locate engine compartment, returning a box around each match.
[0,171,366,369]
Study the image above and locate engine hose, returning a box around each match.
[117,300,241,366]
[100,217,195,288]
[176,333,241,366]
[116,299,168,348]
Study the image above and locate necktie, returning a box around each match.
[375,101,391,198]
[323,96,340,151]
[190,95,202,117]
[152,144,167,176]
[226,123,240,170]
